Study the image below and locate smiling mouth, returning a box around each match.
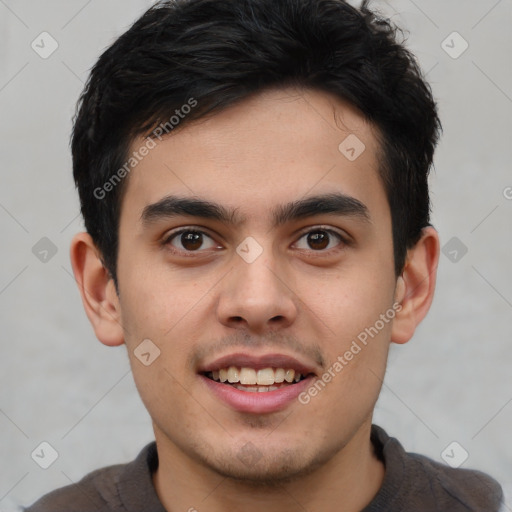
[203,366,311,393]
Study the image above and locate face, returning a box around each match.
[115,87,399,482]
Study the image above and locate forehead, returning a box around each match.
[120,87,387,227]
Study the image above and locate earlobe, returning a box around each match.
[390,226,440,345]
[70,232,125,347]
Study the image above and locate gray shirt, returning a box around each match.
[24,425,504,511]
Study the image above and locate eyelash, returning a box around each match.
[162,226,350,256]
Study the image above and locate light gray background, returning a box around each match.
[1,0,511,510]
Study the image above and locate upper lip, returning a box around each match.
[198,352,318,376]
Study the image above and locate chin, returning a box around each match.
[198,443,337,487]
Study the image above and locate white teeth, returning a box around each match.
[232,384,275,393]
[274,368,285,383]
[233,384,259,392]
[209,367,305,386]
[227,366,239,383]
[284,369,295,383]
[256,368,275,385]
[239,367,257,385]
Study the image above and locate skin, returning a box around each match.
[71,87,439,512]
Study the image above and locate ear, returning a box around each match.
[391,226,440,345]
[70,232,125,347]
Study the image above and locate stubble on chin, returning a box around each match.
[194,437,347,488]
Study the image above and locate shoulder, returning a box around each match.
[23,442,158,512]
[23,464,126,512]
[408,450,504,510]
[371,425,504,511]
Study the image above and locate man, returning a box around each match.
[26,0,504,510]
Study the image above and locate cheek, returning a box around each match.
[298,262,396,339]
[117,261,200,342]
[297,266,395,410]
[299,316,391,429]
[117,263,209,390]
[128,356,205,444]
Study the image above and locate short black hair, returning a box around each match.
[72,0,441,286]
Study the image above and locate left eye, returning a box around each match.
[165,230,218,252]
[294,229,344,251]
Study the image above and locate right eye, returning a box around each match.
[163,228,221,254]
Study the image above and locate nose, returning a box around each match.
[216,249,298,334]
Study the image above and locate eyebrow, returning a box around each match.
[141,192,371,228]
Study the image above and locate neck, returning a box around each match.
[152,420,385,512]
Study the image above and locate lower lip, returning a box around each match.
[200,374,314,414]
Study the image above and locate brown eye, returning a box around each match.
[180,231,203,250]
[165,229,217,252]
[307,231,330,250]
[294,228,346,252]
